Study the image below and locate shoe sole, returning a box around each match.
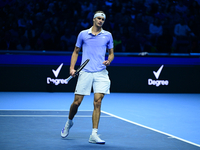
[89,140,105,144]
[61,132,68,138]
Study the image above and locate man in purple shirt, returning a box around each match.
[61,11,114,144]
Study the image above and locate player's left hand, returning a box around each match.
[103,60,110,66]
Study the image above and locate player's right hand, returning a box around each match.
[70,69,76,77]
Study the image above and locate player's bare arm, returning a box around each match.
[70,46,80,76]
[103,48,114,66]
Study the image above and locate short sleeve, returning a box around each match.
[107,33,114,50]
[75,31,83,48]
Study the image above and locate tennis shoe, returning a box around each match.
[89,134,105,144]
[61,121,73,138]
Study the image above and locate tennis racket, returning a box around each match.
[65,59,90,83]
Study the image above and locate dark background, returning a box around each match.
[0,0,200,53]
[0,54,199,93]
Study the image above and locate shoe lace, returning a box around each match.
[65,122,72,129]
[93,134,102,141]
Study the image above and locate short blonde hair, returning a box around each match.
[94,11,105,15]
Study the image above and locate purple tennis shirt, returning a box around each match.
[76,27,113,72]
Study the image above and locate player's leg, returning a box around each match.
[61,94,84,138]
[61,71,93,138]
[69,94,84,120]
[92,93,104,129]
[70,70,93,119]
[89,93,106,144]
[89,69,110,144]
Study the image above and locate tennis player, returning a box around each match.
[61,11,114,144]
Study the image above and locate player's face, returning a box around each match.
[93,16,105,27]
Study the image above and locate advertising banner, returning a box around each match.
[0,54,199,93]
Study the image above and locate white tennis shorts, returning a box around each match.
[75,69,111,95]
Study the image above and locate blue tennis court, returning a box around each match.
[0,92,200,150]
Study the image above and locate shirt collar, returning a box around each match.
[88,27,104,35]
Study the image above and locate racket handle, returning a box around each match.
[65,76,73,83]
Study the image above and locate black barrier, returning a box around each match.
[0,65,77,92]
[108,66,200,93]
[0,53,200,93]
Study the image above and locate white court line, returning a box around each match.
[0,115,111,117]
[0,110,110,117]
[0,109,93,111]
[101,110,200,148]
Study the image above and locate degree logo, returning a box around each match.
[148,65,169,87]
[47,63,68,86]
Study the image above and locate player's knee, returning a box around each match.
[94,100,101,109]
[73,95,84,106]
[74,97,83,106]
[73,99,82,106]
[73,101,81,107]
[94,96,103,108]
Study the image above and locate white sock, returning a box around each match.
[92,128,98,135]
